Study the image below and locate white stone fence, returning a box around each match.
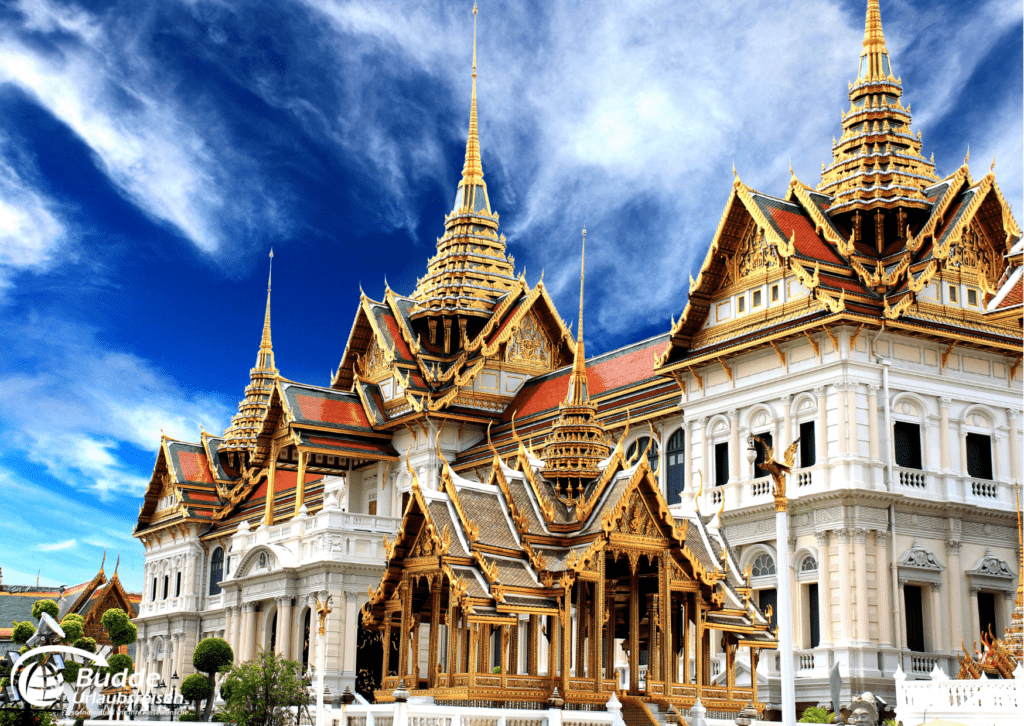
[894,662,1024,726]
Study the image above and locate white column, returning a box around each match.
[837,382,848,456]
[781,395,793,452]
[874,532,892,647]
[930,583,944,653]
[946,540,962,653]
[958,426,969,477]
[1008,409,1020,481]
[968,587,981,648]
[837,529,853,643]
[224,606,236,653]
[897,579,909,650]
[276,597,292,656]
[777,504,796,726]
[853,529,869,643]
[729,409,740,483]
[241,603,256,662]
[939,397,951,471]
[343,592,360,675]
[815,386,828,464]
[867,385,880,461]
[846,383,858,456]
[685,419,696,495]
[815,531,832,646]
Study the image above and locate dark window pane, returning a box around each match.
[799,421,816,468]
[715,442,730,486]
[162,576,169,600]
[175,572,181,598]
[759,588,778,630]
[753,432,773,477]
[209,547,224,596]
[152,578,157,602]
[894,422,922,470]
[978,592,997,642]
[905,585,925,652]
[808,584,820,648]
[269,612,278,654]
[667,429,686,503]
[966,434,993,480]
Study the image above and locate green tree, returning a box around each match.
[105,653,134,680]
[59,614,85,643]
[193,638,234,721]
[181,674,213,713]
[31,600,59,622]
[73,636,96,653]
[100,608,138,649]
[799,706,836,723]
[10,621,35,645]
[220,651,308,726]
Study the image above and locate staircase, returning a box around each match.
[621,696,681,726]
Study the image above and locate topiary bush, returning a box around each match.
[73,636,97,653]
[799,706,835,723]
[60,613,85,643]
[178,712,200,722]
[100,608,138,647]
[181,673,213,711]
[105,652,134,679]
[32,600,60,621]
[11,621,35,645]
[193,638,234,720]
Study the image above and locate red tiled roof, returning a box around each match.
[818,274,868,294]
[186,490,218,502]
[177,451,214,484]
[381,311,413,360]
[294,394,371,428]
[766,206,844,265]
[997,278,1023,309]
[306,436,393,454]
[271,470,320,493]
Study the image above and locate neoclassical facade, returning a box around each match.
[132,0,1022,717]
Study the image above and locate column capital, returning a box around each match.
[815,530,830,546]
[780,394,793,406]
[852,528,868,543]
[898,576,909,586]
[946,540,962,555]
[836,528,851,543]
[814,385,827,397]
[1007,408,1021,422]
[346,591,362,603]
[938,396,952,407]
[969,585,983,594]
[242,602,256,613]
[867,383,880,394]
[696,416,708,427]
[727,409,739,420]
[276,596,291,608]
[873,530,889,546]
[929,582,942,593]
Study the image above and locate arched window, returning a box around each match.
[162,575,169,600]
[626,436,660,472]
[801,556,818,573]
[752,553,776,577]
[209,547,224,596]
[302,609,312,671]
[175,572,181,597]
[269,611,278,654]
[151,577,158,602]
[666,430,685,504]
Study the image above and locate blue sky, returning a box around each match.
[0,0,1020,592]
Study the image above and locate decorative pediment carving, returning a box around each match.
[616,490,661,538]
[897,539,944,585]
[505,311,551,368]
[966,548,1015,594]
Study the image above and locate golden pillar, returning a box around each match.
[528,614,539,676]
[428,581,441,687]
[593,555,605,691]
[629,569,640,695]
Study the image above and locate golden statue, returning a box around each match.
[752,436,800,512]
[315,593,333,637]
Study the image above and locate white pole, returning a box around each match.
[777,506,796,726]
[316,629,326,726]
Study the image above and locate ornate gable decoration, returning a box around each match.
[722,222,780,287]
[505,310,552,368]
[615,489,661,539]
[897,539,944,584]
[966,548,1016,595]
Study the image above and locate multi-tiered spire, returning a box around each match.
[409,3,518,353]
[222,251,278,453]
[540,229,612,500]
[1006,483,1024,662]
[819,0,939,251]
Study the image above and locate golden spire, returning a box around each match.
[1006,481,1024,661]
[257,249,275,371]
[461,2,483,183]
[862,0,886,54]
[566,227,588,405]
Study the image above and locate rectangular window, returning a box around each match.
[715,442,730,486]
[967,289,978,306]
[753,432,773,477]
[949,285,958,303]
[759,589,778,631]
[737,296,746,314]
[174,572,181,597]
[808,583,820,649]
[162,576,169,600]
[978,592,998,642]
[152,578,158,602]
[905,584,925,652]
[771,284,780,303]
[966,433,993,480]
[894,421,923,470]
[752,289,763,308]
[799,421,816,468]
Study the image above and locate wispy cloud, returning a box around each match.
[0,315,231,499]
[37,539,78,552]
[0,0,288,257]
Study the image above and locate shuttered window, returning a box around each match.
[667,429,686,504]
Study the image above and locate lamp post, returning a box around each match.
[749,435,799,726]
[169,671,180,721]
[314,594,333,726]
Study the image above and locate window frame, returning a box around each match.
[666,428,686,504]
[209,547,224,596]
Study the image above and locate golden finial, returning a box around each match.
[460,2,483,183]
[964,144,970,165]
[732,159,737,178]
[259,249,274,363]
[789,159,794,177]
[578,225,586,343]
[991,155,996,174]
[862,0,887,52]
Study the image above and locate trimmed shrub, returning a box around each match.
[73,636,97,653]
[32,600,60,621]
[11,621,35,645]
[60,613,85,643]
[105,652,134,678]
[100,608,138,647]
[178,712,200,722]
[181,673,213,710]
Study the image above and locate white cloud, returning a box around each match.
[0,466,145,590]
[37,539,78,552]
[0,0,287,256]
[0,316,231,498]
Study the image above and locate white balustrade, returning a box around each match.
[750,477,771,497]
[896,467,927,489]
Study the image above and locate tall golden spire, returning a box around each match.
[409,2,517,339]
[818,0,937,226]
[223,250,279,453]
[1006,482,1024,661]
[540,227,611,500]
[461,2,483,183]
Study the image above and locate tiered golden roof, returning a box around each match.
[409,4,518,344]
[819,0,939,220]
[222,251,278,453]
[540,229,612,498]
